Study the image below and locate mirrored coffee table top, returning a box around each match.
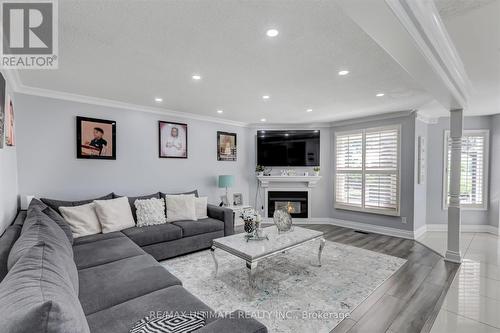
[213,226,324,262]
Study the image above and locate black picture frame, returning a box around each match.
[217,131,237,161]
[76,116,116,160]
[159,121,188,158]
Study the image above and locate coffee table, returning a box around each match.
[211,226,325,289]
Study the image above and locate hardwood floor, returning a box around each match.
[237,223,459,333]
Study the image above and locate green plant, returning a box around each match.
[313,167,320,172]
[256,165,265,172]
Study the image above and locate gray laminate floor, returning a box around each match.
[236,223,460,333]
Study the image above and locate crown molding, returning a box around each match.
[416,112,439,124]
[385,0,471,108]
[329,110,414,127]
[13,81,249,128]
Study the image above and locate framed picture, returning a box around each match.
[217,131,237,161]
[0,73,5,149]
[159,121,188,158]
[233,193,243,206]
[76,116,116,159]
[5,96,14,146]
[220,195,229,206]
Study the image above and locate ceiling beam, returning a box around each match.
[335,0,471,110]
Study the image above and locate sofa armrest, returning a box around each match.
[196,310,267,333]
[207,204,234,236]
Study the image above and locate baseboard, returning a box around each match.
[414,225,427,239]
[425,224,499,235]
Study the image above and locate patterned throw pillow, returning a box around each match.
[135,198,167,227]
[130,313,205,333]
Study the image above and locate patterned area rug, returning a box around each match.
[161,239,406,333]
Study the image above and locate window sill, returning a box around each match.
[334,203,400,217]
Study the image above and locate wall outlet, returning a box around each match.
[401,217,407,224]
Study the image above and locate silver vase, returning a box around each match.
[273,209,293,233]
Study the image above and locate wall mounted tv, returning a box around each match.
[257,130,320,167]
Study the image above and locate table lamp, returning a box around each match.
[218,175,234,206]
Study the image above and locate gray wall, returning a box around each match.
[247,125,333,219]
[330,113,416,231]
[489,114,500,228]
[426,116,492,225]
[14,93,251,206]
[413,118,428,231]
[0,73,19,235]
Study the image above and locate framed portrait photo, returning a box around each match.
[217,131,237,161]
[76,116,116,160]
[233,193,243,206]
[159,121,188,158]
[5,96,15,146]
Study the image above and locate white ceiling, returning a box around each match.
[421,0,500,117]
[16,0,498,124]
[17,0,434,124]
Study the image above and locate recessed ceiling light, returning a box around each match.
[262,95,270,100]
[266,29,279,37]
[260,118,267,122]
[376,93,385,97]
[306,109,313,112]
[154,97,163,103]
[192,74,202,80]
[338,70,349,76]
[217,110,223,114]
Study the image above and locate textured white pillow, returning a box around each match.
[59,203,101,238]
[135,198,167,227]
[166,194,197,222]
[94,197,136,233]
[195,197,208,219]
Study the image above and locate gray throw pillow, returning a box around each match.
[0,242,90,333]
[40,193,114,214]
[28,198,74,245]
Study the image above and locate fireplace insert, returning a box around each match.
[267,191,308,218]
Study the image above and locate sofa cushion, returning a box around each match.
[59,202,102,238]
[72,231,125,246]
[27,199,74,244]
[94,197,136,233]
[0,224,22,282]
[40,193,114,214]
[173,218,224,237]
[86,285,215,333]
[0,242,90,333]
[73,235,144,270]
[78,254,181,315]
[8,208,79,294]
[122,223,182,246]
[114,192,161,221]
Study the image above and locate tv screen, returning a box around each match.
[257,130,320,167]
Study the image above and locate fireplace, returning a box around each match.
[267,191,308,218]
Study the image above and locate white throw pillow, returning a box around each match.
[59,203,101,238]
[94,197,136,233]
[165,194,197,222]
[135,198,167,227]
[195,197,208,219]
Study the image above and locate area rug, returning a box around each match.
[161,239,406,333]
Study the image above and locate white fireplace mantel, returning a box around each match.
[257,175,322,188]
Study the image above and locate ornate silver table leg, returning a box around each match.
[318,237,326,267]
[246,261,258,290]
[210,246,218,276]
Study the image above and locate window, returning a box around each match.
[443,130,489,210]
[335,126,400,216]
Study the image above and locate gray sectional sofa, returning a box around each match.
[0,193,267,333]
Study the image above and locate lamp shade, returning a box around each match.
[218,175,234,188]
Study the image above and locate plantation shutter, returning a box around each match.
[445,131,487,208]
[335,126,400,215]
[364,128,399,213]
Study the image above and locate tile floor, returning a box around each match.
[417,231,500,332]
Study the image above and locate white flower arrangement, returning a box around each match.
[240,208,261,222]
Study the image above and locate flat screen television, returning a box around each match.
[257,130,320,167]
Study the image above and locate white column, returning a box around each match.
[446,109,463,263]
